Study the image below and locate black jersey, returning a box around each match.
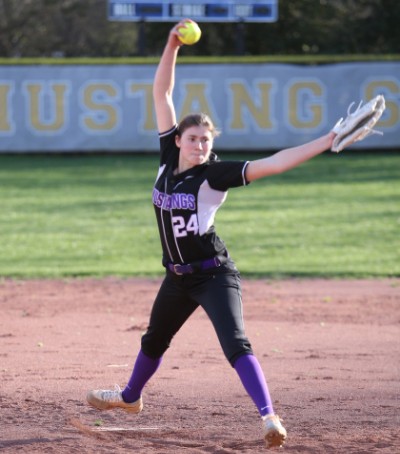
[153,125,250,268]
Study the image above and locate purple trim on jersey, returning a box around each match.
[153,188,196,211]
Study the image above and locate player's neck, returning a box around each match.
[175,160,194,175]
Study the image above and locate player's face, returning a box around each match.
[176,125,213,171]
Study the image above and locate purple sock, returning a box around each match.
[234,354,274,417]
[122,349,162,403]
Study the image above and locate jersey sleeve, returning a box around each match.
[206,161,250,191]
[159,125,180,166]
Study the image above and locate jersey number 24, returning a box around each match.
[172,214,199,237]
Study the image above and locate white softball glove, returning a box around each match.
[331,94,386,152]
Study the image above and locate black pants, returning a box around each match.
[141,271,253,366]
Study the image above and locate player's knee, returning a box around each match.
[223,340,253,367]
[141,331,170,359]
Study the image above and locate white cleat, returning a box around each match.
[86,384,143,413]
[262,414,287,448]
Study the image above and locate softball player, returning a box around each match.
[87,20,338,448]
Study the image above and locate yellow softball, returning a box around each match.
[178,21,202,45]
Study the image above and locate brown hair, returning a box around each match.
[177,113,221,138]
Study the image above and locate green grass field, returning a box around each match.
[0,152,399,278]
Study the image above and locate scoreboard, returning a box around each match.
[108,0,278,22]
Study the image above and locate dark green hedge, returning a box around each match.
[1,54,399,66]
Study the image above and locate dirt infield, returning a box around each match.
[1,278,399,453]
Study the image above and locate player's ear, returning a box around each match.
[175,134,181,148]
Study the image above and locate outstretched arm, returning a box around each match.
[245,93,386,182]
[152,20,190,133]
[245,131,336,182]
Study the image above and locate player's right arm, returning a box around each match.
[153,23,184,134]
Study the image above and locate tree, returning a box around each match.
[0,0,398,58]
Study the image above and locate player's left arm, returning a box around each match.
[245,94,386,183]
[245,132,335,182]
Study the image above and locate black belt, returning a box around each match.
[167,256,222,275]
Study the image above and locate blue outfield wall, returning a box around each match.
[0,62,399,152]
